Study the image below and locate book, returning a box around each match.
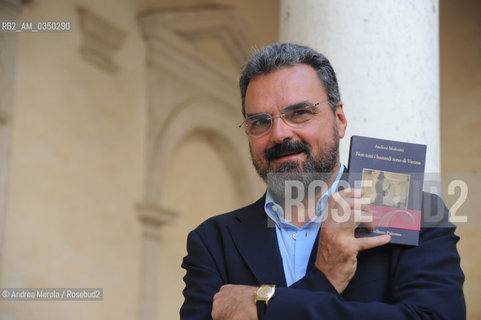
[348,135,427,246]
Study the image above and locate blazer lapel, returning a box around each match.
[228,169,349,286]
[306,230,320,272]
[227,196,287,287]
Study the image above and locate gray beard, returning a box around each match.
[251,136,340,204]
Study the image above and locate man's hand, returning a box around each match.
[212,284,258,320]
[316,188,391,294]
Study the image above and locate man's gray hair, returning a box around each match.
[239,43,341,117]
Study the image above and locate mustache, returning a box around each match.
[264,140,311,161]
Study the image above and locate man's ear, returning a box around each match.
[335,102,347,139]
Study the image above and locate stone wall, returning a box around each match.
[0,0,479,319]
[440,0,481,319]
[0,0,277,319]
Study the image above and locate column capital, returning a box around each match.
[136,202,178,227]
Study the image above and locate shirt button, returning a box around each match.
[272,205,277,212]
[293,233,297,240]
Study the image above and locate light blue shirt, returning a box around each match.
[264,165,345,286]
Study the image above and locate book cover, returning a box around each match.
[348,135,427,246]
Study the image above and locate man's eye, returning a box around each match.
[248,116,270,127]
[285,107,316,124]
[294,108,311,115]
[290,108,314,117]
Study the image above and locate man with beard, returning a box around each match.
[180,43,465,320]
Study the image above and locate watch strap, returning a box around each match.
[256,300,266,320]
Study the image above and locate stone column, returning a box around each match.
[0,0,21,282]
[280,0,440,173]
[136,203,178,320]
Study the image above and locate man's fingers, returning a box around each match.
[330,189,371,210]
[356,235,391,251]
[326,189,375,229]
[361,202,371,213]
[327,206,373,227]
[352,209,374,228]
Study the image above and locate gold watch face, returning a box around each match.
[257,285,275,299]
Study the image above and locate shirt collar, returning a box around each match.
[264,165,345,229]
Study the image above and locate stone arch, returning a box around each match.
[146,94,252,209]
[137,7,259,320]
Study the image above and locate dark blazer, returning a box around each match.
[180,191,465,319]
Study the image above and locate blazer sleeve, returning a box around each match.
[180,228,223,320]
[180,194,465,320]
[265,193,466,320]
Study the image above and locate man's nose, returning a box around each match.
[269,116,294,143]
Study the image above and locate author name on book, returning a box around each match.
[374,144,404,152]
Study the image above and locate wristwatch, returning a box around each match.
[254,284,276,320]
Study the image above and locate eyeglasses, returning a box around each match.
[239,100,326,136]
